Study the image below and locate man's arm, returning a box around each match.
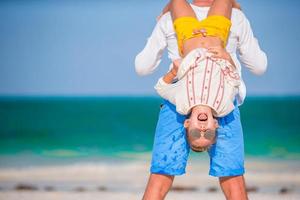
[237,11,268,75]
[135,18,167,76]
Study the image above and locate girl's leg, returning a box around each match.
[169,0,233,22]
[169,0,197,21]
[207,0,233,19]
[169,0,233,56]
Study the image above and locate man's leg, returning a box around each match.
[219,176,248,200]
[208,102,248,200]
[142,174,174,200]
[142,100,189,200]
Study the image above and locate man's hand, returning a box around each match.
[208,46,230,60]
[157,2,170,21]
[233,0,242,10]
[208,46,236,67]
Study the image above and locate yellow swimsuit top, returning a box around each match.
[173,15,232,56]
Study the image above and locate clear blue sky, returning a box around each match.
[0,0,299,96]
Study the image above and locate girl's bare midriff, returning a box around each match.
[182,36,223,57]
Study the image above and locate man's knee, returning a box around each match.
[219,174,242,179]
[147,173,174,189]
[219,175,248,200]
[219,175,245,185]
[143,174,174,200]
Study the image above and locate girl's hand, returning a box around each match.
[162,59,182,84]
[172,59,182,75]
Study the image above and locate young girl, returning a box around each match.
[155,0,241,151]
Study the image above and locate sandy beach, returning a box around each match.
[0,157,299,200]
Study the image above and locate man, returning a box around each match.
[135,0,267,199]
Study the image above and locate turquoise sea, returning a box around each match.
[0,96,300,166]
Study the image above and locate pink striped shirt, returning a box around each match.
[155,48,240,117]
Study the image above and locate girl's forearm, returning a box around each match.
[163,68,177,84]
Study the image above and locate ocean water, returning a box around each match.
[0,96,300,166]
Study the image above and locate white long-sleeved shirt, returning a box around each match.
[135,5,267,104]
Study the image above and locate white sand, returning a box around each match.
[0,158,299,200]
[1,191,300,200]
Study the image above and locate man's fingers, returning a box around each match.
[233,1,242,10]
[208,48,219,55]
[211,54,221,59]
[208,46,224,56]
[208,47,219,52]
[208,46,222,50]
[211,53,219,57]
[156,13,163,21]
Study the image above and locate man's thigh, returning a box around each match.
[150,100,190,175]
[208,103,245,177]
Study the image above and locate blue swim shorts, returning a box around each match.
[150,99,245,177]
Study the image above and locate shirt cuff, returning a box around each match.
[160,76,174,85]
